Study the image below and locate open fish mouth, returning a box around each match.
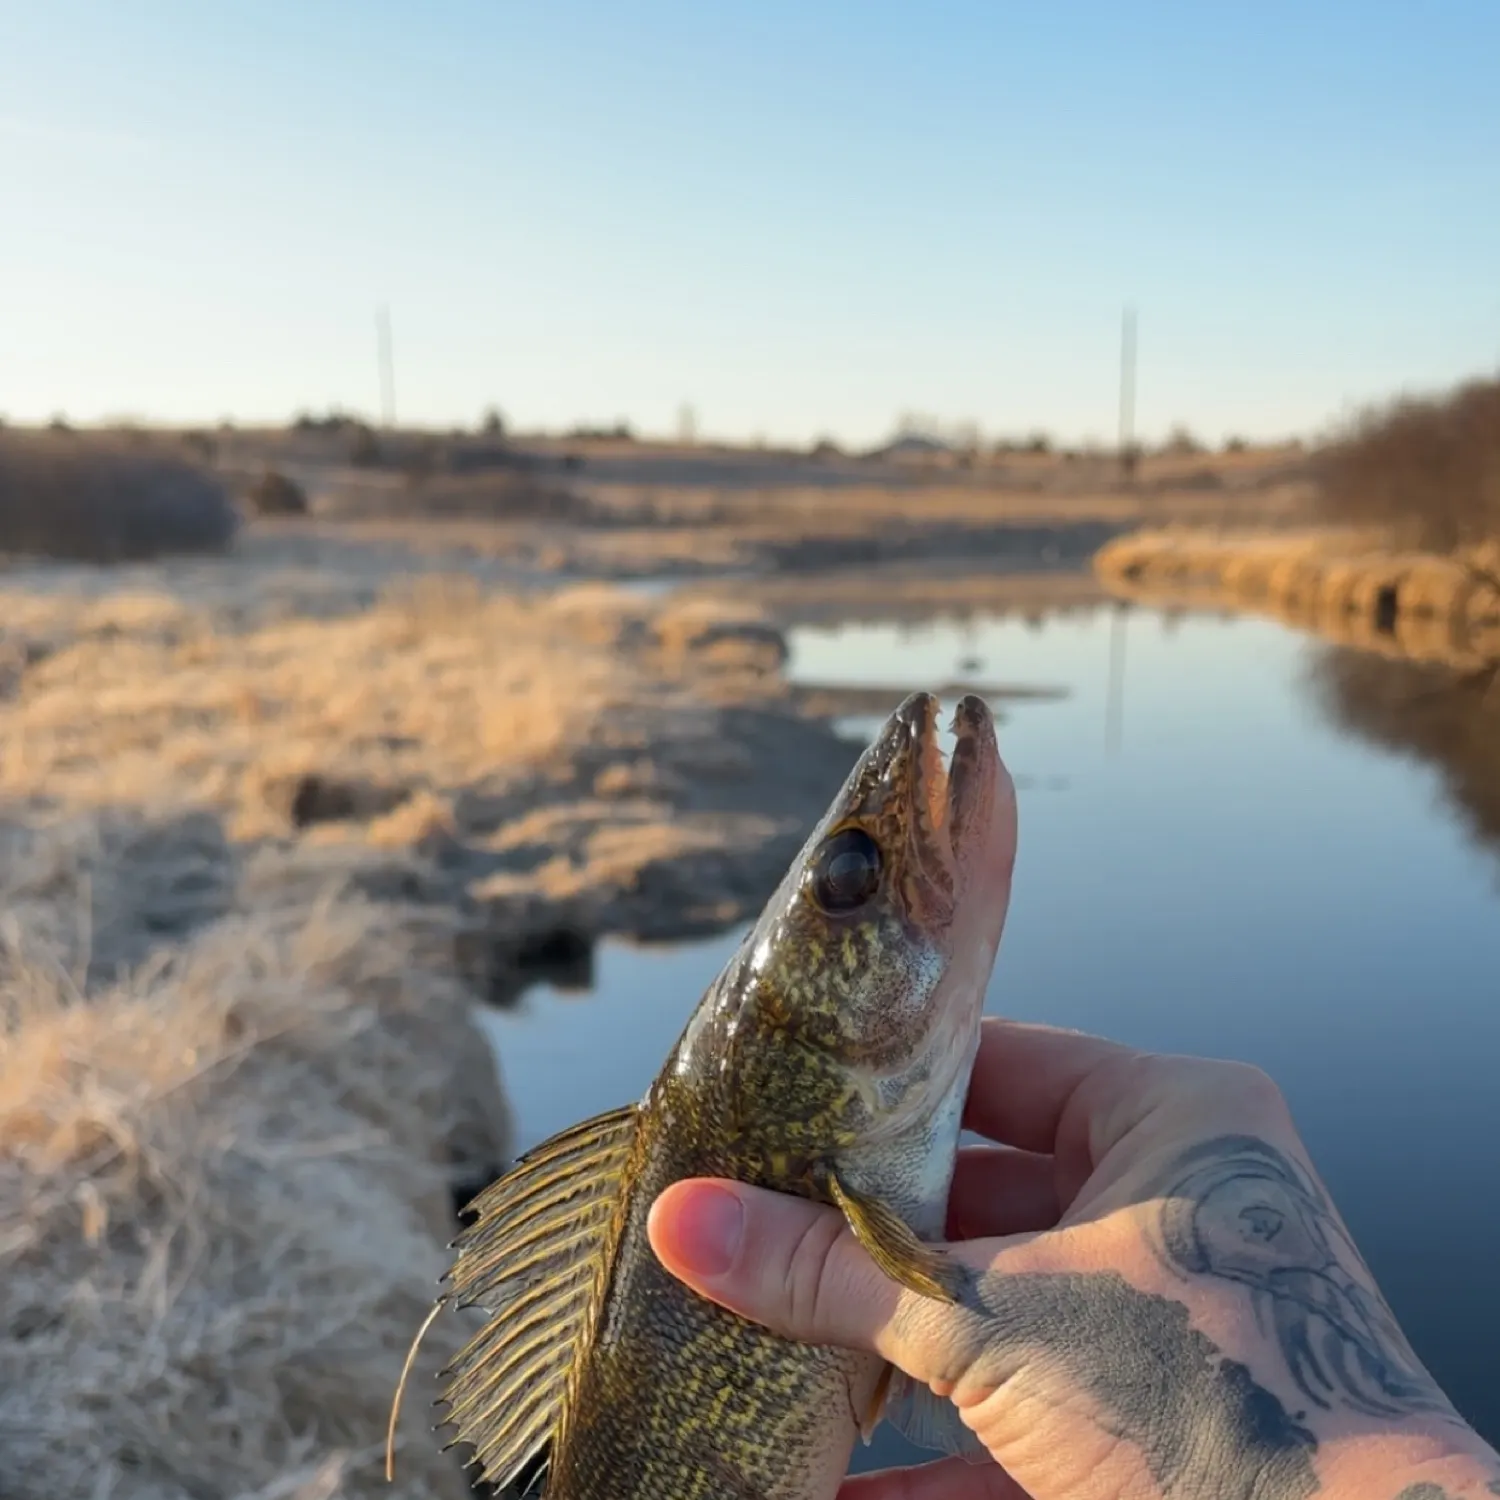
[886,690,1001,907]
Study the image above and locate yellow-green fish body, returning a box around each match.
[408,691,1018,1499]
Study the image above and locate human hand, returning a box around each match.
[648,1020,1500,1500]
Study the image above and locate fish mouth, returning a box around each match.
[887,690,1003,915]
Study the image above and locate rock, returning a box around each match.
[260,771,412,828]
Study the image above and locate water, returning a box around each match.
[478,602,1500,1460]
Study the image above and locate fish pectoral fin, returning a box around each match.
[879,1367,991,1466]
[827,1173,965,1304]
[435,1103,639,1494]
[859,1361,894,1445]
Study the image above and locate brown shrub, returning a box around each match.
[248,469,310,516]
[347,424,381,466]
[1313,377,1500,550]
[0,431,239,561]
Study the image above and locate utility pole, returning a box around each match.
[1118,304,1138,479]
[376,304,397,430]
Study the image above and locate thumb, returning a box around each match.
[647,1178,998,1387]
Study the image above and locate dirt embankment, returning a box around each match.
[0,545,880,1500]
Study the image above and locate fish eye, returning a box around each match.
[810,827,883,914]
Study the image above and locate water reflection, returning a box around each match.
[476,604,1500,1456]
[1309,645,1500,863]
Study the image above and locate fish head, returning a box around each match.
[734,691,1017,1131]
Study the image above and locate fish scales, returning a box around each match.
[552,958,883,1500]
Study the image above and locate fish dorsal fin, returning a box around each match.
[438,1104,639,1492]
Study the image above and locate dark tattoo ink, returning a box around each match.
[950,1267,1321,1500]
[1395,1485,1500,1500]
[1149,1135,1452,1422]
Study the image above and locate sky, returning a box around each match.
[2,0,1499,449]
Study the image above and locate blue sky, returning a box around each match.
[3,0,1498,447]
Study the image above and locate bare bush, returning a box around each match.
[248,470,310,516]
[0,431,239,561]
[1313,378,1500,550]
[1162,426,1203,456]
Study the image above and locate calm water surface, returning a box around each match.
[478,604,1500,1457]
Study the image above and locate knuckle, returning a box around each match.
[891,1296,964,1384]
[1217,1059,1288,1116]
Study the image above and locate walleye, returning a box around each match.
[389,691,1018,1499]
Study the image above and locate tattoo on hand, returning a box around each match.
[945,1268,1321,1500]
[1149,1135,1452,1422]
[1394,1487,1500,1500]
[911,1133,1483,1499]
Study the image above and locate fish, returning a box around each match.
[388,690,1019,1499]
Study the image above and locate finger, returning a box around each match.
[946,1146,1060,1241]
[840,1456,1029,1500]
[649,1179,901,1353]
[648,1179,1014,1387]
[962,1019,1139,1155]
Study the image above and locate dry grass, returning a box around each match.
[0,559,841,940]
[1093,527,1373,590]
[1093,528,1500,669]
[1313,377,1500,550]
[0,569,616,824]
[213,418,1315,586]
[0,535,868,1498]
[0,808,508,1500]
[315,471,598,525]
[0,430,240,562]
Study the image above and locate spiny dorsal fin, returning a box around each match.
[438,1104,639,1492]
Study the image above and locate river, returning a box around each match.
[477,600,1500,1464]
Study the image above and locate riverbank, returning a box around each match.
[245,465,1306,580]
[0,812,507,1500]
[0,460,1339,1498]
[194,419,1318,586]
[1094,528,1500,668]
[0,537,880,1499]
